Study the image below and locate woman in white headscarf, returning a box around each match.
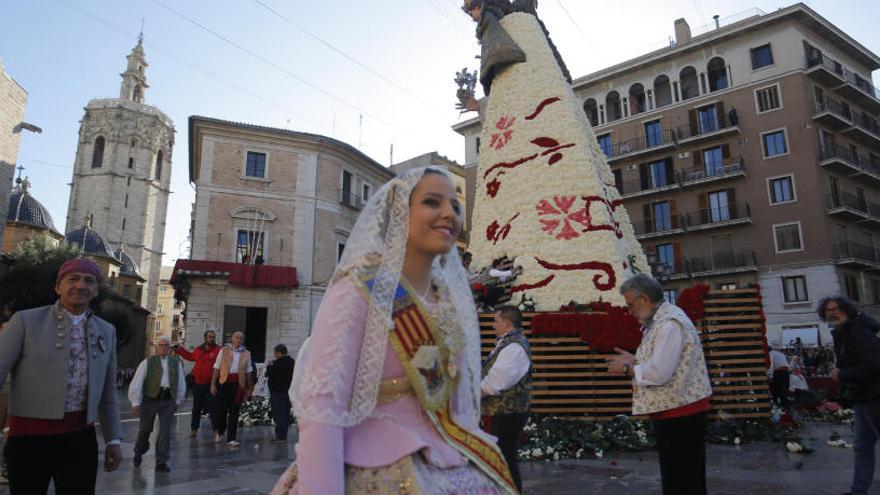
[272,167,516,494]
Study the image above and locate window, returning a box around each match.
[652,201,672,231]
[774,222,803,253]
[656,243,675,273]
[128,157,134,169]
[584,98,599,126]
[707,57,728,92]
[751,44,774,70]
[703,146,724,176]
[755,85,781,113]
[762,130,788,158]
[605,91,622,122]
[646,159,671,188]
[871,279,880,305]
[782,275,809,303]
[155,150,163,180]
[160,286,167,293]
[680,66,699,100]
[654,75,673,108]
[845,274,860,301]
[127,176,132,187]
[341,170,354,205]
[236,230,265,263]
[124,194,129,208]
[663,289,677,304]
[613,169,623,193]
[708,190,730,222]
[597,133,612,158]
[122,218,126,230]
[769,176,795,204]
[362,183,371,203]
[645,120,663,147]
[157,303,164,316]
[245,151,267,178]
[91,137,105,168]
[697,105,718,133]
[475,137,481,155]
[719,282,737,291]
[337,242,346,262]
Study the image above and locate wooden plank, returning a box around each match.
[702,324,764,330]
[710,402,773,410]
[707,358,768,365]
[710,375,769,384]
[699,314,764,321]
[708,289,758,295]
[701,340,767,349]
[702,306,762,313]
[711,393,771,401]
[531,388,634,396]
[532,397,634,405]
[712,384,771,392]
[706,349,769,357]
[709,366,768,374]
[532,380,632,388]
[703,297,761,304]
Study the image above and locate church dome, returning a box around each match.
[65,224,115,258]
[114,248,141,276]
[6,178,58,233]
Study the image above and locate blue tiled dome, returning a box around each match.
[114,248,141,276]
[7,184,58,233]
[65,226,115,258]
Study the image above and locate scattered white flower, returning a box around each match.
[734,437,741,445]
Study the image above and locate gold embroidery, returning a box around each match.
[377,376,415,406]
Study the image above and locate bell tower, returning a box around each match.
[119,32,149,103]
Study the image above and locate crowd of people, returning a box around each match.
[0,167,878,495]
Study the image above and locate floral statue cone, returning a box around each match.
[470,12,648,310]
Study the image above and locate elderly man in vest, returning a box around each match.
[128,336,186,472]
[607,274,712,495]
[481,305,532,493]
[0,257,123,494]
[210,331,255,446]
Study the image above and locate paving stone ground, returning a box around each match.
[0,393,864,494]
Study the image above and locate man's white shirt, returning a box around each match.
[128,357,186,407]
[481,342,530,396]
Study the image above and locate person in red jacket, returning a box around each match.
[174,331,221,438]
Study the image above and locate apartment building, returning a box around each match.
[172,116,393,361]
[453,3,880,346]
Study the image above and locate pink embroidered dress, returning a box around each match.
[272,166,512,494]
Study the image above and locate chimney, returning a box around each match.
[713,15,721,29]
[674,18,692,44]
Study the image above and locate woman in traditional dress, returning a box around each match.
[272,167,516,494]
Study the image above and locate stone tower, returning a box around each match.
[65,34,174,325]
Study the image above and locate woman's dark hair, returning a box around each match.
[204,330,215,338]
[274,344,288,355]
[816,296,860,321]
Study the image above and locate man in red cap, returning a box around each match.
[0,257,123,494]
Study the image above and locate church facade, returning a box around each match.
[65,35,174,331]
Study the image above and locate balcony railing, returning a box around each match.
[684,202,751,228]
[340,190,364,210]
[673,112,738,143]
[812,96,853,122]
[680,158,745,185]
[819,145,880,178]
[842,68,880,107]
[618,176,678,197]
[634,214,685,237]
[685,250,757,274]
[827,191,868,213]
[805,53,846,80]
[852,112,880,136]
[606,129,675,161]
[833,241,880,265]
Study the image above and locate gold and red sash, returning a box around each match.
[360,275,518,494]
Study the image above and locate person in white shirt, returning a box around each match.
[481,305,532,493]
[128,336,186,472]
[210,332,255,446]
[606,274,712,495]
[768,347,791,407]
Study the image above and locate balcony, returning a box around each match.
[838,69,880,114]
[804,54,847,87]
[606,129,675,163]
[812,97,853,130]
[634,214,686,240]
[819,146,880,185]
[825,191,880,225]
[680,158,746,188]
[685,250,758,277]
[673,113,740,146]
[842,112,880,150]
[619,177,679,199]
[684,203,752,231]
[340,190,364,210]
[832,241,880,270]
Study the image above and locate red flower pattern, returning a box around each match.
[489,116,516,151]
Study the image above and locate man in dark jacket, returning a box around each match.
[819,297,880,495]
[175,330,221,438]
[265,344,295,442]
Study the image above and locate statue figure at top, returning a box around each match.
[459,1,649,310]
[460,0,571,104]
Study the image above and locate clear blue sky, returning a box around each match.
[2,0,878,262]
